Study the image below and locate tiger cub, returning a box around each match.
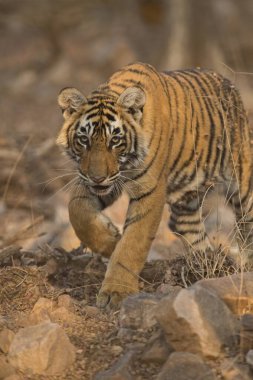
[57,62,253,308]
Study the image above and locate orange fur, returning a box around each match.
[57,62,253,308]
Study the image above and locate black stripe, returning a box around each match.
[65,121,76,149]
[170,214,201,225]
[170,197,200,215]
[130,186,156,202]
[108,89,121,96]
[163,73,181,132]
[233,181,252,208]
[171,118,200,182]
[124,209,150,231]
[103,112,116,122]
[172,227,202,236]
[131,127,162,181]
[86,111,100,120]
[102,104,117,114]
[182,71,216,113]
[123,78,143,86]
[127,68,150,76]
[111,82,128,90]
[177,72,217,178]
[146,64,168,97]
[192,233,207,246]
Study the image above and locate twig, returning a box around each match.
[181,265,188,288]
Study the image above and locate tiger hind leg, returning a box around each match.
[169,192,213,253]
[229,187,253,265]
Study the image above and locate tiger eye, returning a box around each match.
[79,135,89,145]
[111,136,120,144]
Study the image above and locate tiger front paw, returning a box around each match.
[96,274,139,310]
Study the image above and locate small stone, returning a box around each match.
[50,306,77,323]
[0,329,15,353]
[119,293,160,330]
[9,322,76,375]
[117,328,136,341]
[83,306,100,317]
[157,352,216,380]
[29,297,54,324]
[156,286,238,358]
[94,351,134,380]
[43,258,59,276]
[58,294,74,311]
[0,355,15,379]
[111,345,123,355]
[141,332,173,364]
[156,284,182,297]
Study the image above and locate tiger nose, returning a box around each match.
[90,175,106,184]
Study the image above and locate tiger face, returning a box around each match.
[57,87,146,196]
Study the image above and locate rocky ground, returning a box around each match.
[0,246,252,379]
[1,1,253,379]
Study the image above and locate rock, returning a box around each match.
[119,293,160,330]
[155,286,238,358]
[117,328,136,341]
[83,306,100,317]
[0,355,15,379]
[94,351,134,380]
[156,284,182,296]
[240,314,253,355]
[246,349,253,368]
[157,352,216,380]
[221,358,252,380]
[111,345,123,356]
[29,297,54,324]
[0,329,15,353]
[141,331,173,364]
[50,306,77,323]
[193,272,253,315]
[57,294,75,311]
[29,297,78,325]
[8,322,76,375]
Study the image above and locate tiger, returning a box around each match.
[56,62,253,309]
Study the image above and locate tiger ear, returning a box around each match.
[117,87,145,122]
[58,87,87,120]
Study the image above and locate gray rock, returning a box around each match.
[141,331,173,364]
[155,286,238,358]
[157,352,216,380]
[193,272,253,315]
[240,314,253,355]
[119,293,160,330]
[246,349,253,368]
[94,351,134,380]
[8,322,76,375]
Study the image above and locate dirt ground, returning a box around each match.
[1,1,253,379]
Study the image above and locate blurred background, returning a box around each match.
[1,0,253,256]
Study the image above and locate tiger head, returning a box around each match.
[57,86,147,196]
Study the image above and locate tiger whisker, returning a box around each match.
[47,176,79,200]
